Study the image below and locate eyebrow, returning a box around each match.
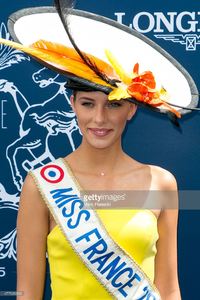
[78,97,95,101]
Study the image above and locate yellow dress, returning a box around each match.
[47,209,159,300]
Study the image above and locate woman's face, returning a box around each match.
[71,91,137,149]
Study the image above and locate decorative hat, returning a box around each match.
[0,0,199,125]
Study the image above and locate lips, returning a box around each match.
[88,128,113,137]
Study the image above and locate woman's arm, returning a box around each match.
[17,174,49,300]
[153,169,181,300]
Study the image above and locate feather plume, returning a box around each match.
[105,49,132,85]
[54,0,119,87]
[33,40,117,78]
[0,38,115,88]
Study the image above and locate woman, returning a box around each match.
[17,89,181,300]
[1,1,198,300]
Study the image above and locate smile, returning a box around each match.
[88,128,113,137]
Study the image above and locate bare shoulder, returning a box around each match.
[20,172,42,202]
[148,164,178,191]
[19,172,49,220]
[145,165,179,212]
[22,172,38,191]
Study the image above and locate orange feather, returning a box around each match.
[0,38,118,87]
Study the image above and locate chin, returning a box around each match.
[85,136,120,150]
[88,141,113,149]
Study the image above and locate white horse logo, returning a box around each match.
[2,68,80,190]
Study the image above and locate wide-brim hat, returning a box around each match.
[1,0,199,124]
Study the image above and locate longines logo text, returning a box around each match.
[115,11,200,51]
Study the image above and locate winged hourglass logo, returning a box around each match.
[154,34,200,51]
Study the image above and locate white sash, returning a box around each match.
[30,158,161,300]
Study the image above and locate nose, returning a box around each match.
[93,105,107,125]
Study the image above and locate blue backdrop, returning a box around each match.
[0,1,200,299]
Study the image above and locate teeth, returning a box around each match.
[95,131,106,134]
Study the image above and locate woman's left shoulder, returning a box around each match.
[148,164,178,191]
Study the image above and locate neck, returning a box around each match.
[69,140,126,175]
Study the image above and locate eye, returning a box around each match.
[107,101,122,108]
[81,101,94,107]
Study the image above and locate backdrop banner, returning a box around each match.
[0,1,199,299]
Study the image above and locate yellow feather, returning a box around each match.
[105,49,132,85]
[108,86,130,101]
